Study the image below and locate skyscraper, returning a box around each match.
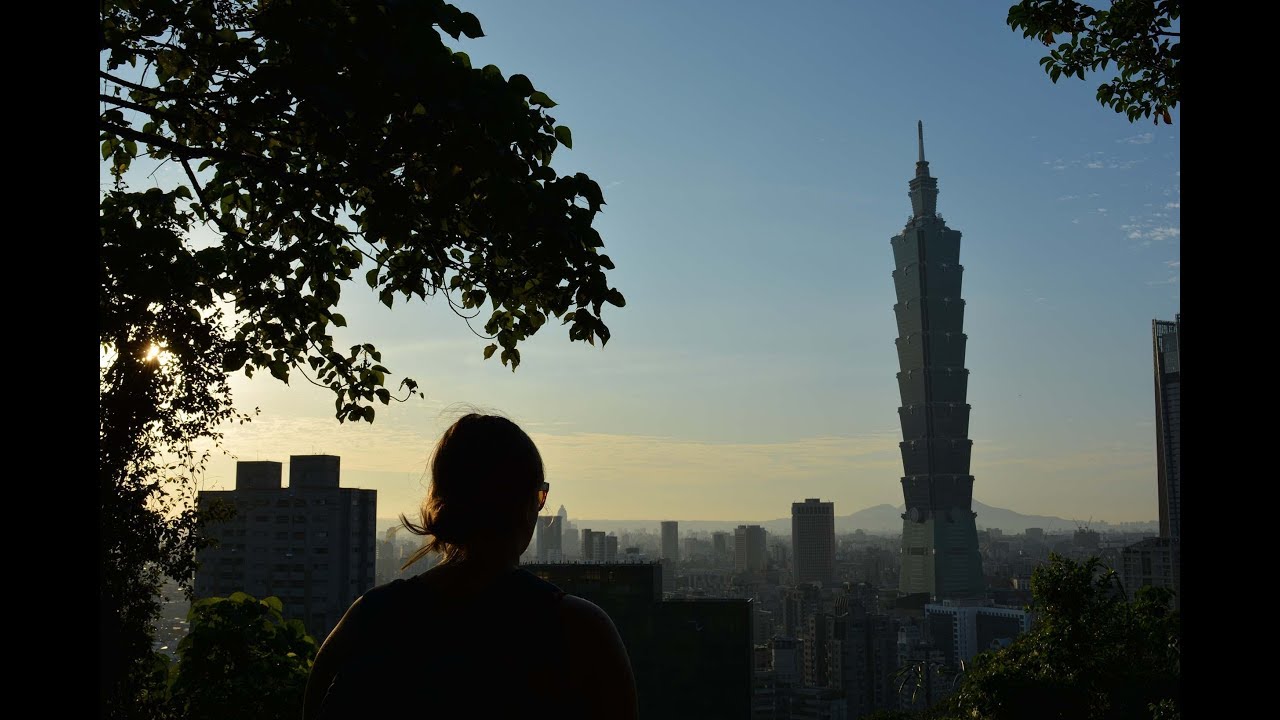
[536,515,562,562]
[712,531,730,561]
[661,520,680,562]
[891,123,985,601]
[195,455,376,640]
[791,498,835,586]
[590,531,606,562]
[1153,316,1180,540]
[734,524,768,575]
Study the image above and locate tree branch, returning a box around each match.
[101,93,170,120]
[100,120,289,178]
[180,157,211,210]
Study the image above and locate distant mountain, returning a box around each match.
[836,500,1157,535]
[838,504,905,534]
[377,500,1156,538]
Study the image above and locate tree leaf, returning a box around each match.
[554,125,573,149]
[529,91,557,108]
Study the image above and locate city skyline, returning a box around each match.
[173,2,1174,525]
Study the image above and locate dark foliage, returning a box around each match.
[1007,1,1180,123]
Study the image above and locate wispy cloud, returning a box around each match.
[1048,153,1144,172]
[604,180,625,189]
[1121,221,1180,247]
[1166,202,1179,209]
[1057,194,1078,201]
[1146,275,1178,286]
[1165,260,1180,269]
[1120,132,1154,144]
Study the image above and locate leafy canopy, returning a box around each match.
[101,0,624,424]
[1007,1,1180,124]
[99,1,622,716]
[167,593,318,720]
[938,555,1180,720]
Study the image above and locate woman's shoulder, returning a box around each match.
[339,577,421,628]
[509,568,566,599]
[354,577,416,607]
[557,594,621,637]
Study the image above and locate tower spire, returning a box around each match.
[909,121,939,218]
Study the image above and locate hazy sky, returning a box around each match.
[111,1,1179,524]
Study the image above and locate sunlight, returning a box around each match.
[143,343,174,365]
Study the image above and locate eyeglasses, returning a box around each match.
[537,481,550,511]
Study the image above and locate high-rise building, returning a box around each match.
[195,456,376,640]
[782,582,822,639]
[536,515,562,562]
[1153,316,1181,540]
[735,524,768,575]
[592,531,608,563]
[772,636,801,687]
[661,520,680,562]
[923,603,1030,667]
[605,533,619,563]
[803,612,836,688]
[523,562,751,718]
[896,622,951,713]
[891,122,985,602]
[792,499,835,587]
[713,531,730,561]
[580,527,594,562]
[834,606,898,717]
[1119,537,1180,610]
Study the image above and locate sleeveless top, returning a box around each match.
[318,568,571,719]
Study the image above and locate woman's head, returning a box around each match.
[402,413,546,567]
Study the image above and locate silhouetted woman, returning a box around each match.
[303,413,638,719]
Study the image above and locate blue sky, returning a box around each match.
[109,1,1179,524]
